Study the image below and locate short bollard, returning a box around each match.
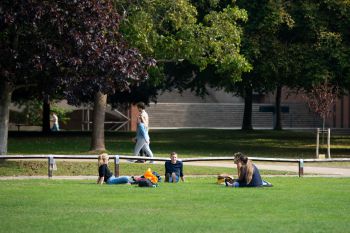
[48,156,56,178]
[298,159,304,177]
[114,155,120,177]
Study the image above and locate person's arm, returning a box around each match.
[165,161,170,175]
[97,165,106,184]
[236,163,242,178]
[138,124,150,143]
[180,162,184,182]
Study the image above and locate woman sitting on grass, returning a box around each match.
[226,152,271,188]
[97,153,131,185]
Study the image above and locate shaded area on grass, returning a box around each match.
[7,129,350,158]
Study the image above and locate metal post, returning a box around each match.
[316,128,320,158]
[114,155,120,177]
[87,108,90,131]
[298,159,304,177]
[327,128,331,159]
[48,156,53,178]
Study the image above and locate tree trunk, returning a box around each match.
[274,86,282,130]
[90,91,107,151]
[0,81,12,155]
[242,86,253,130]
[42,94,51,134]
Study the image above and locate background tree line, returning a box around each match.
[1,0,349,155]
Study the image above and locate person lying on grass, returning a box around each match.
[225,152,272,188]
[97,153,131,185]
[165,152,185,183]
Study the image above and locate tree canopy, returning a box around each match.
[0,0,154,154]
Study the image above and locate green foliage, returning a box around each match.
[0,178,349,233]
[10,100,42,125]
[50,105,72,125]
[116,0,250,92]
[287,0,350,90]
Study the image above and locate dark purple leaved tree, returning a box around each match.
[0,0,154,154]
[0,0,51,154]
[38,1,155,151]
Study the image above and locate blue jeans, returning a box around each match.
[168,174,179,183]
[51,124,59,131]
[107,176,130,184]
[133,138,154,158]
[233,181,240,187]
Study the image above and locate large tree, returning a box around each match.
[41,1,154,151]
[0,0,153,154]
[0,0,52,154]
[258,0,350,130]
[230,0,295,130]
[289,1,350,92]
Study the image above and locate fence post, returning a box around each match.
[327,128,331,159]
[316,128,320,158]
[48,156,53,178]
[114,155,120,177]
[298,159,304,177]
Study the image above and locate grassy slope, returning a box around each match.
[0,178,349,233]
[0,160,295,176]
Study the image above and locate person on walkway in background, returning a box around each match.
[135,102,149,162]
[165,152,185,183]
[133,115,154,163]
[50,112,60,131]
[97,153,131,185]
[225,152,271,188]
[137,102,149,129]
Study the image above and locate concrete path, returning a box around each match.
[185,161,350,177]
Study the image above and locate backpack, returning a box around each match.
[152,171,162,182]
[137,178,155,187]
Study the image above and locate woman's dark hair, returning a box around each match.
[240,155,248,164]
[136,102,145,109]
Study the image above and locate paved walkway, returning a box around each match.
[186,161,350,177]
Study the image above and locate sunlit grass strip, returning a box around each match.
[0,160,295,177]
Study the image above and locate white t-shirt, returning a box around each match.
[140,110,149,128]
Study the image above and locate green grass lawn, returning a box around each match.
[0,177,349,233]
[7,129,350,158]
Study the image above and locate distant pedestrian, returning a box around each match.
[134,102,149,162]
[133,115,154,163]
[165,152,185,183]
[50,112,60,131]
[137,102,149,129]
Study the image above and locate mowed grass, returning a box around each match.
[7,129,350,158]
[0,177,349,233]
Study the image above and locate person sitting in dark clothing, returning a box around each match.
[165,152,185,183]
